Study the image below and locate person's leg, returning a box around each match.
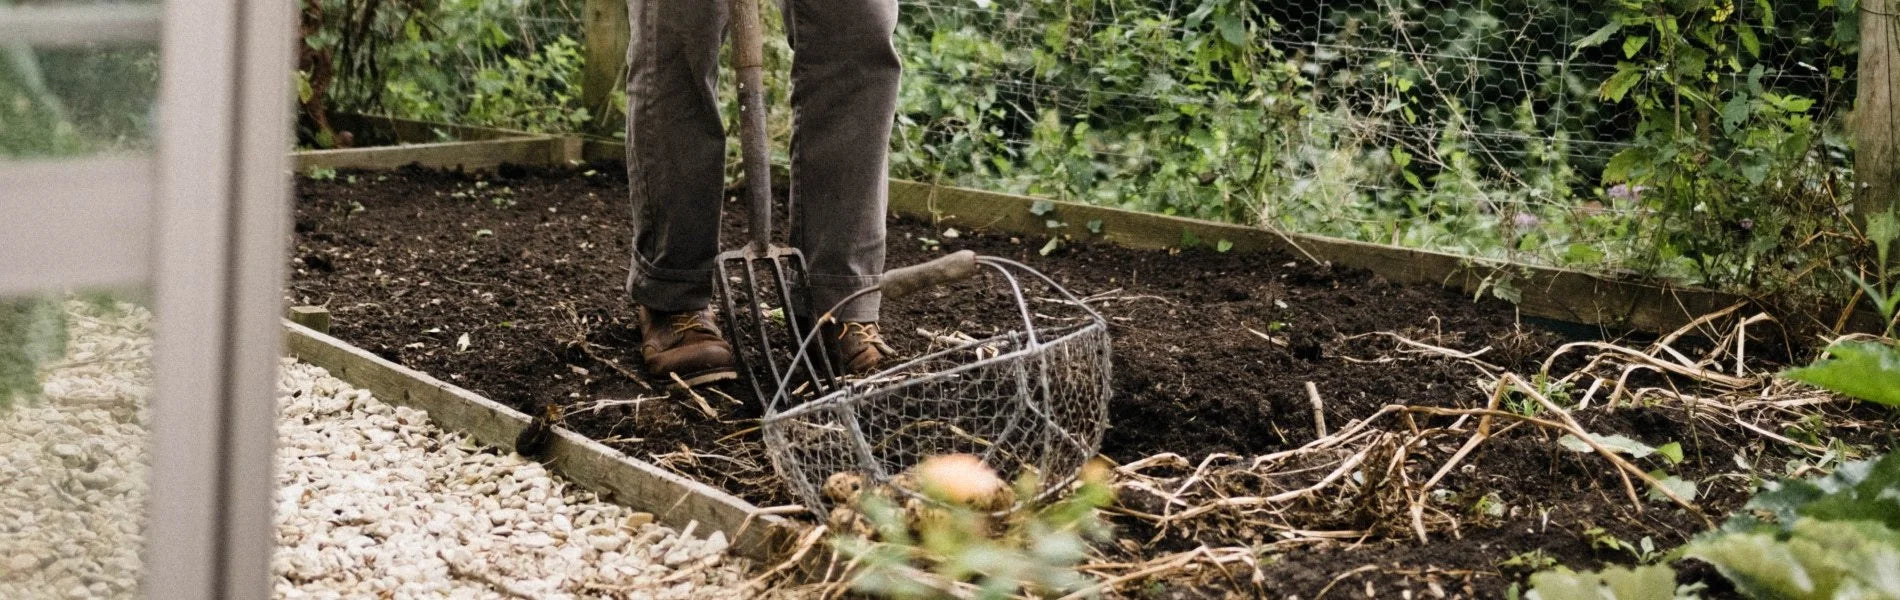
[625,0,728,312]
[625,0,736,387]
[783,0,901,324]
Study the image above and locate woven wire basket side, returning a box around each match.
[762,258,1112,516]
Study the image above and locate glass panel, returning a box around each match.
[0,288,153,599]
[0,41,159,158]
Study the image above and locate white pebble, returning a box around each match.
[3,302,753,600]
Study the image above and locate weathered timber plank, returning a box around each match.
[887,180,1745,334]
[282,320,799,562]
[582,138,624,163]
[287,306,330,334]
[1858,0,1899,224]
[328,113,537,143]
[294,137,562,172]
[537,138,1867,334]
[581,0,630,136]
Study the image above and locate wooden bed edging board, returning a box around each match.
[449,137,1889,334]
[281,320,801,563]
[886,180,1757,335]
[293,136,579,173]
[330,113,541,143]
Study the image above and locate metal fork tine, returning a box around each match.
[771,252,835,395]
[739,255,785,402]
[716,259,753,404]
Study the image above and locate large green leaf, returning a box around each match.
[1527,565,1682,600]
[1688,519,1900,600]
[1718,453,1900,540]
[1782,342,1900,407]
[1572,21,1624,53]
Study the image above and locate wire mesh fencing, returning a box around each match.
[318,0,1863,283]
[885,0,1859,282]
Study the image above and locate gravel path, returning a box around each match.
[0,302,152,600]
[275,360,755,599]
[2,301,755,599]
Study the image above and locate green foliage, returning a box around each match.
[1529,453,1900,600]
[1685,453,1900,599]
[886,0,1854,286]
[0,46,158,157]
[1783,341,1900,406]
[305,0,1862,299]
[0,298,68,412]
[1576,0,1859,292]
[301,0,590,138]
[840,474,1114,599]
[1687,519,1900,599]
[1525,564,1693,600]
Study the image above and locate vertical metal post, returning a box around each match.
[147,0,239,591]
[147,0,293,594]
[220,0,297,595]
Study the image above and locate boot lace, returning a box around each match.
[668,312,714,335]
[837,322,893,353]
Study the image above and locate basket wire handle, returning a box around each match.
[768,251,981,414]
[765,254,1106,416]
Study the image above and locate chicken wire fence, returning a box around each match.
[316,0,1858,274]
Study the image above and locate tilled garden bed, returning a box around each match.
[289,164,1893,598]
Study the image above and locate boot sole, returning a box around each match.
[668,368,738,389]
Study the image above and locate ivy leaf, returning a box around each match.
[1558,432,1656,459]
[1180,230,1202,248]
[1622,35,1649,58]
[1602,148,1645,183]
[1029,199,1055,216]
[1782,342,1900,407]
[1646,472,1698,504]
[1215,15,1246,46]
[1720,95,1752,134]
[1738,26,1762,58]
[1765,94,1815,114]
[1216,239,1234,253]
[1572,21,1623,54]
[1183,0,1218,28]
[1563,243,1606,264]
[1600,66,1645,102]
[1403,171,1425,190]
[1086,219,1103,234]
[1657,442,1684,465]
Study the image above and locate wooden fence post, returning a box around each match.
[582,0,630,137]
[1859,0,1899,226]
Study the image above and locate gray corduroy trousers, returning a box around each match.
[623,0,900,323]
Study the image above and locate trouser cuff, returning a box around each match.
[628,258,715,312]
[807,274,882,323]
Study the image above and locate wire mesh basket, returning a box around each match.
[761,256,1112,517]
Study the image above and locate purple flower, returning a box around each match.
[1513,213,1542,230]
[1608,184,1648,202]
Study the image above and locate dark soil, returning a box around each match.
[289,164,1874,599]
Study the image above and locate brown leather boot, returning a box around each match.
[827,321,895,376]
[637,306,737,388]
